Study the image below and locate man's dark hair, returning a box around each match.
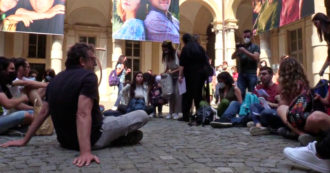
[65,43,95,68]
[13,57,26,71]
[243,29,252,35]
[259,66,273,75]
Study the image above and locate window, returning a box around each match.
[125,41,140,81]
[79,36,96,46]
[28,34,46,58]
[288,28,303,65]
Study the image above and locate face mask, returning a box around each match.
[45,75,52,82]
[8,72,17,83]
[219,82,225,89]
[244,38,251,44]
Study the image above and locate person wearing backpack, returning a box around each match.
[112,55,131,109]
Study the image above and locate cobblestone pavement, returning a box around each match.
[0,118,317,173]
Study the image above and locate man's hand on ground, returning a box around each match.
[73,153,100,167]
[0,139,27,147]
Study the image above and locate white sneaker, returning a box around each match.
[172,113,179,120]
[149,112,155,118]
[283,141,330,173]
[165,114,172,119]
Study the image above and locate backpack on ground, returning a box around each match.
[195,101,214,126]
[109,70,120,86]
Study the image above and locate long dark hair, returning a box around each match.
[217,72,234,90]
[162,41,176,62]
[116,55,126,68]
[312,13,330,42]
[130,71,143,99]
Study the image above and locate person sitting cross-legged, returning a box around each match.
[0,43,149,167]
[248,66,285,136]
[210,72,242,128]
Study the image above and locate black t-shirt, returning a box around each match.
[46,66,103,150]
[179,42,208,76]
[237,43,260,74]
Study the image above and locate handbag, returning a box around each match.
[160,73,173,98]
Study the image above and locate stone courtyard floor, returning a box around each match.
[0,118,317,173]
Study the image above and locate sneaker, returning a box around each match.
[210,119,233,128]
[283,141,330,173]
[247,121,255,128]
[111,130,143,146]
[172,113,179,120]
[5,129,25,136]
[165,114,172,119]
[298,134,316,146]
[111,106,118,110]
[277,127,298,140]
[249,126,270,136]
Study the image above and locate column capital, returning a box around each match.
[224,19,238,30]
[212,21,223,33]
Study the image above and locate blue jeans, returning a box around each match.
[237,73,258,98]
[250,103,284,129]
[114,82,124,106]
[220,101,241,122]
[0,110,33,134]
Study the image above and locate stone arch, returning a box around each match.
[66,7,108,27]
[180,0,219,21]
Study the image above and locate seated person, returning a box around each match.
[0,57,33,134]
[248,66,284,135]
[277,57,330,142]
[0,43,149,167]
[211,72,242,128]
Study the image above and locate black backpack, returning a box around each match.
[195,105,214,126]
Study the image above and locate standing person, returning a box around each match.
[0,57,33,134]
[179,33,208,122]
[0,43,149,167]
[113,0,147,40]
[113,55,131,109]
[232,29,260,98]
[144,0,180,43]
[162,40,181,120]
[312,13,330,76]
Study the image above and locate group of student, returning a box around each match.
[0,57,55,135]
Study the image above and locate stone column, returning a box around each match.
[213,22,224,67]
[224,19,238,66]
[259,32,271,65]
[50,35,64,74]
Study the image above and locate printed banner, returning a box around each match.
[0,0,65,35]
[113,0,180,43]
[253,0,314,34]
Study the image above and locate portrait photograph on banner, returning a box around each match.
[253,0,314,34]
[0,0,65,35]
[113,0,180,43]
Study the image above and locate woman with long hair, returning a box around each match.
[113,0,147,40]
[277,57,310,136]
[126,72,149,113]
[312,13,330,76]
[113,55,131,108]
[162,40,181,119]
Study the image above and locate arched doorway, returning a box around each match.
[180,0,216,64]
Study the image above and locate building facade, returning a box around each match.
[0,0,329,108]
